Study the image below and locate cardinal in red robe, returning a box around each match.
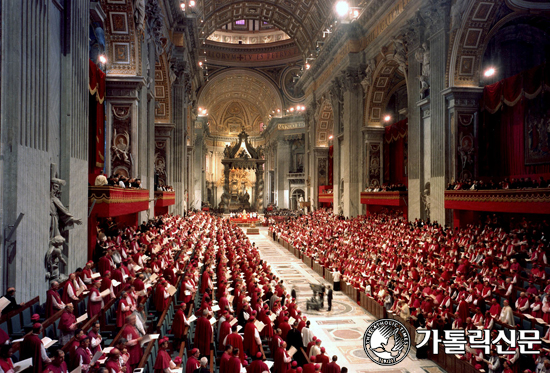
[154,338,175,373]
[194,309,213,357]
[247,352,269,373]
[186,349,200,373]
[122,315,143,370]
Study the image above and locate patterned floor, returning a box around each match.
[246,228,447,373]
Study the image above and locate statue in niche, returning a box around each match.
[47,164,82,283]
[419,75,430,99]
[391,36,407,71]
[223,145,231,158]
[361,58,376,97]
[112,130,131,164]
[134,0,146,35]
[415,43,430,78]
[422,182,431,222]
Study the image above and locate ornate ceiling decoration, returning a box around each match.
[198,69,283,136]
[207,29,290,45]
[316,100,333,147]
[200,0,334,55]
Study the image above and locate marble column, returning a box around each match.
[443,87,483,225]
[341,68,364,218]
[192,120,205,210]
[276,138,291,209]
[171,64,187,215]
[426,2,451,225]
[404,29,424,221]
[329,80,343,215]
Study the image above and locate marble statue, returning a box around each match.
[134,0,146,34]
[392,36,407,70]
[415,43,430,78]
[419,75,429,99]
[47,164,82,283]
[112,130,131,163]
[361,58,376,97]
[422,182,431,221]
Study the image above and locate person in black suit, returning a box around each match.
[327,286,333,312]
[2,288,22,315]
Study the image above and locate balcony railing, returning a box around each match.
[445,188,550,214]
[89,186,150,217]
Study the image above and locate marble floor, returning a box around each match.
[246,228,447,373]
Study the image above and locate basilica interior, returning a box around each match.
[1,0,550,372]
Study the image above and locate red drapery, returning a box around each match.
[89,60,106,180]
[480,63,550,177]
[383,118,408,185]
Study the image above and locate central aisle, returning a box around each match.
[246,227,445,373]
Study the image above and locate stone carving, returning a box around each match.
[391,36,407,72]
[145,0,166,57]
[415,42,430,78]
[422,182,431,221]
[134,0,146,35]
[112,129,131,164]
[46,164,82,283]
[450,0,467,32]
[361,58,376,96]
[419,76,430,99]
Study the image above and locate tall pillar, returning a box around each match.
[403,18,424,221]
[276,138,291,209]
[192,120,205,210]
[443,87,483,225]
[424,0,451,225]
[341,67,364,218]
[329,79,343,215]
[171,60,188,216]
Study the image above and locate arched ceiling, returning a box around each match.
[200,0,334,55]
[198,69,284,136]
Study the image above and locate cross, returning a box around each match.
[237,54,245,62]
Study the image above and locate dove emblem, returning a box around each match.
[363,319,411,366]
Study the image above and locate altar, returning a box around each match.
[219,131,265,213]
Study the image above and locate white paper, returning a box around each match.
[288,346,297,357]
[288,317,296,325]
[236,325,242,332]
[212,305,220,312]
[102,347,114,354]
[70,365,82,373]
[254,320,265,333]
[209,317,217,325]
[100,289,111,298]
[167,286,177,297]
[112,280,121,287]
[188,315,197,323]
[13,358,33,373]
[184,290,191,296]
[170,369,183,373]
[265,361,274,369]
[91,272,101,279]
[269,314,276,322]
[76,313,88,324]
[133,265,142,272]
[90,350,103,365]
[140,334,160,346]
[0,297,11,313]
[11,338,24,343]
[229,318,238,327]
[41,337,57,349]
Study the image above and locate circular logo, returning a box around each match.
[363,319,411,366]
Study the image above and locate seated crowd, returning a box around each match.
[447,176,550,191]
[94,173,142,189]
[271,209,550,373]
[0,212,345,373]
[364,183,408,192]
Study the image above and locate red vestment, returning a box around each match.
[194,316,212,356]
